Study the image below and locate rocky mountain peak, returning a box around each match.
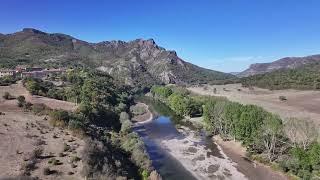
[22,28,47,35]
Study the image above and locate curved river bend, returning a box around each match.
[133,99,246,180]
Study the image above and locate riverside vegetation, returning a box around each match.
[17,68,156,180]
[150,85,320,179]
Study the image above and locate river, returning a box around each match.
[133,99,247,180]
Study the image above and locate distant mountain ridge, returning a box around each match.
[0,28,235,85]
[238,54,320,77]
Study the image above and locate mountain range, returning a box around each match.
[238,54,320,77]
[0,28,235,86]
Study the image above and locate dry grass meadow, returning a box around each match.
[188,83,320,126]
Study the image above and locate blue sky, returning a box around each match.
[1,0,320,72]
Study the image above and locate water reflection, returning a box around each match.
[134,97,224,179]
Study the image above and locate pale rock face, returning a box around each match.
[97,66,111,73]
[159,71,176,84]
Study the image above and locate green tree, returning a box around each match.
[309,143,320,171]
[17,95,26,107]
[259,113,283,161]
[151,86,173,98]
[236,105,265,145]
[224,102,243,139]
[202,99,217,132]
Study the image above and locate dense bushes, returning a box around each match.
[49,109,70,127]
[151,86,202,117]
[279,143,320,179]
[23,77,66,100]
[0,76,19,86]
[150,86,172,99]
[81,139,141,180]
[167,93,202,117]
[120,132,152,171]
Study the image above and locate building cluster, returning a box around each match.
[0,66,66,78]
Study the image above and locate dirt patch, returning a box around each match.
[0,111,85,180]
[0,84,84,179]
[0,82,76,112]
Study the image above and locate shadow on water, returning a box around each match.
[134,97,223,179]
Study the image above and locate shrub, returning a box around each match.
[32,103,51,115]
[119,112,130,123]
[279,96,287,101]
[70,156,81,163]
[24,102,33,110]
[31,147,43,159]
[130,105,147,116]
[121,132,152,171]
[52,158,61,165]
[48,158,54,164]
[3,92,15,100]
[49,110,70,127]
[63,143,71,152]
[17,95,26,107]
[21,160,37,175]
[150,86,173,98]
[0,76,19,86]
[213,88,217,94]
[120,120,132,134]
[116,103,128,113]
[43,167,51,175]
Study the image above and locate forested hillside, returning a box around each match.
[241,62,320,90]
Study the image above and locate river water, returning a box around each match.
[133,99,246,180]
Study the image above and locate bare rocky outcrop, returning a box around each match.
[149,170,162,180]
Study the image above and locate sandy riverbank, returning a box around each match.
[214,136,288,180]
[132,103,154,124]
[160,126,247,180]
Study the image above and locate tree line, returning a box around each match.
[150,85,320,179]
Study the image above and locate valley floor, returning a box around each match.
[188,83,320,126]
